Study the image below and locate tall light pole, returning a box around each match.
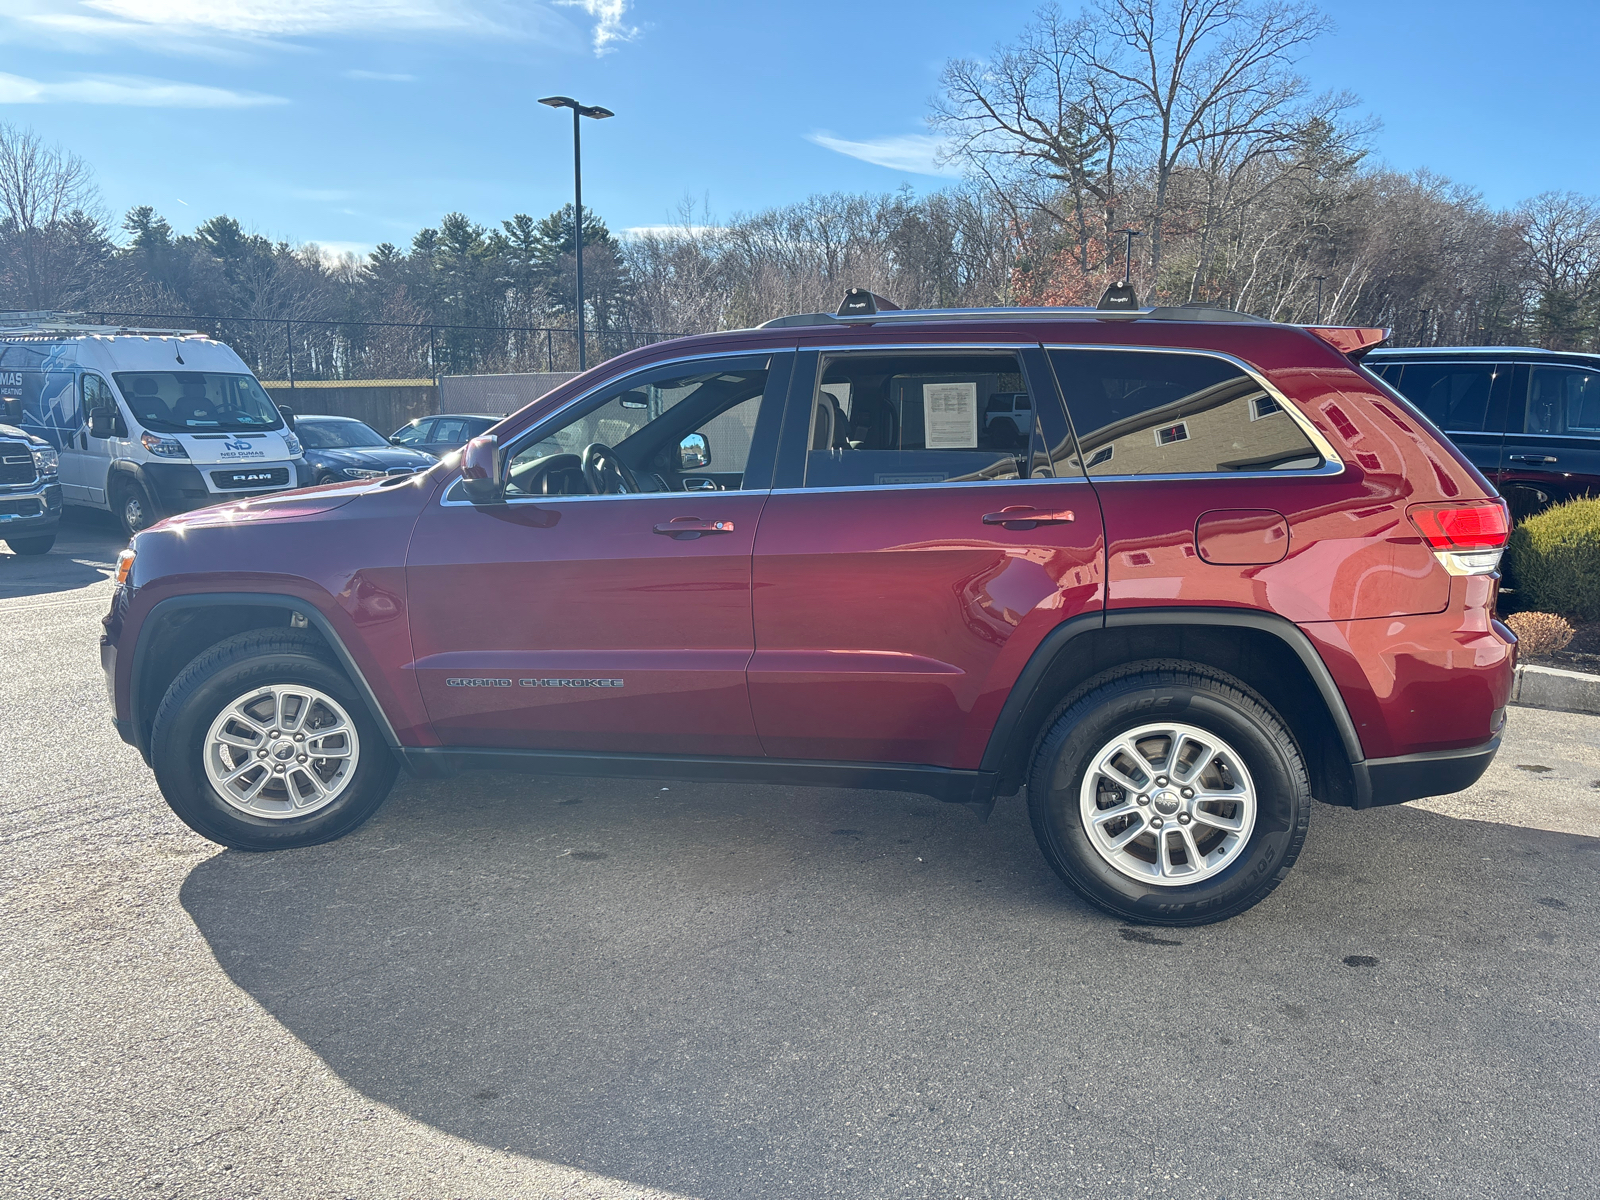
[539,95,614,371]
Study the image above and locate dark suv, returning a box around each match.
[102,301,1516,925]
[1367,346,1600,518]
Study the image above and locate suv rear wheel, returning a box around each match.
[1027,663,1310,926]
[149,629,398,850]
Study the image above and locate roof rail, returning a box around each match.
[759,303,1270,330]
[0,309,200,338]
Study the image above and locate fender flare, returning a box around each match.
[975,607,1372,809]
[105,458,148,496]
[127,592,402,761]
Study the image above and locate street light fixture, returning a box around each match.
[539,95,614,371]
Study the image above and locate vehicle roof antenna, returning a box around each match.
[1097,228,1143,311]
[173,335,185,366]
[837,288,900,317]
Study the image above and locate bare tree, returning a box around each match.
[1087,0,1330,276]
[0,122,100,309]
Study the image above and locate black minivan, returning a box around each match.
[1367,346,1600,518]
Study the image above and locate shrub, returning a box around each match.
[1504,611,1575,657]
[1507,497,1600,621]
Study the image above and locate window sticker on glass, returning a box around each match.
[924,381,978,449]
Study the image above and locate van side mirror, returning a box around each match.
[678,432,710,470]
[88,411,117,439]
[460,434,504,504]
[277,403,296,430]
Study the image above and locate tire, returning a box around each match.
[149,629,399,850]
[1027,661,1311,926]
[114,477,158,536]
[5,534,55,555]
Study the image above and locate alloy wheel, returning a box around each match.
[202,684,361,818]
[1078,721,1257,886]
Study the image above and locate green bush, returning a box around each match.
[1507,497,1600,620]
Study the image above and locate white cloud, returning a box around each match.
[302,239,371,261]
[557,0,635,54]
[4,1,614,54]
[0,71,285,106]
[806,131,961,178]
[81,0,489,37]
[345,69,416,81]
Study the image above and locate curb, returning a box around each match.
[1510,663,1600,716]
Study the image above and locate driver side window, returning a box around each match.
[504,356,772,497]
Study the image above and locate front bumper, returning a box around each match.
[143,460,307,516]
[0,480,63,537]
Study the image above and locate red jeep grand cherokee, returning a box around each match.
[101,297,1516,925]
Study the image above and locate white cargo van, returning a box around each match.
[0,314,307,535]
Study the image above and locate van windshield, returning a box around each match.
[113,371,284,434]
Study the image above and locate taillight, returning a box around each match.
[1407,500,1509,576]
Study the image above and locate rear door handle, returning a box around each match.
[982,506,1075,529]
[1507,454,1557,464]
[653,517,736,539]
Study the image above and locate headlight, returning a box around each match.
[283,431,303,457]
[31,445,58,477]
[139,431,188,458]
[340,467,388,480]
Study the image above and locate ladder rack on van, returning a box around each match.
[0,310,200,339]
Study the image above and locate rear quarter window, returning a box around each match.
[1049,349,1322,475]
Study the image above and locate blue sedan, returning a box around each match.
[294,415,437,483]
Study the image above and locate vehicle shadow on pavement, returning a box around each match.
[0,509,124,600]
[180,775,1600,1199]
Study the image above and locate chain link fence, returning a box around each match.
[80,312,680,383]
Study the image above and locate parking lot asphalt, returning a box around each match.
[4,513,1599,1200]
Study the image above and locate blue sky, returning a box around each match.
[2,0,1597,257]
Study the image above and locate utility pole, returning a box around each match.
[1313,276,1326,324]
[539,96,614,371]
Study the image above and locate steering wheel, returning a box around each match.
[580,442,641,495]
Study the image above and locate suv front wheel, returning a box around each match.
[149,629,398,850]
[1028,663,1311,926]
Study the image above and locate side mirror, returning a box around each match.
[460,434,504,504]
[88,412,117,439]
[678,432,710,471]
[277,403,296,430]
[619,389,650,410]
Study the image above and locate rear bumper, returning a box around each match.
[1355,736,1500,808]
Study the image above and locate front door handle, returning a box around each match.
[1507,454,1557,464]
[982,506,1076,530]
[653,516,736,539]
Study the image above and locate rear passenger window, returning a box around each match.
[802,353,1047,489]
[1526,366,1600,434]
[1050,349,1321,476]
[1383,362,1506,432]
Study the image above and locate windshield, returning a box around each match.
[296,419,389,449]
[113,371,284,434]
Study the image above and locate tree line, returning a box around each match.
[2,0,1598,379]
